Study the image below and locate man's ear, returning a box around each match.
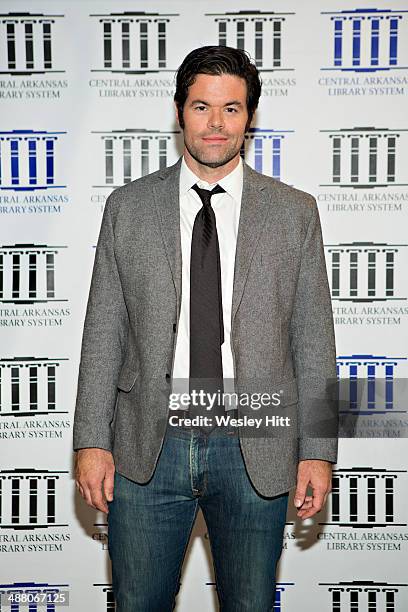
[174,102,184,129]
[245,114,253,133]
[174,101,180,125]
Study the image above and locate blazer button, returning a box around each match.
[165,373,171,380]
[173,323,177,333]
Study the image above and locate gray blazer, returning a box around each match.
[73,157,338,497]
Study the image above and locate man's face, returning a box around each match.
[177,73,250,169]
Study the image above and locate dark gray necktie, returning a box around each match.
[189,183,225,433]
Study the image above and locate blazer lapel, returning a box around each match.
[231,161,271,325]
[153,157,183,305]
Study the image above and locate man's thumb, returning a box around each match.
[294,482,307,508]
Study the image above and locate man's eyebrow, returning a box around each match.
[189,99,243,106]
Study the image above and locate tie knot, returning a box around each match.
[191,183,225,207]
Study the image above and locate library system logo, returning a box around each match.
[0,243,71,327]
[315,467,408,556]
[317,127,408,214]
[325,241,408,326]
[0,12,68,99]
[319,580,407,610]
[0,130,69,214]
[89,11,180,98]
[319,8,408,96]
[90,128,181,207]
[336,353,408,437]
[284,467,408,552]
[0,357,70,441]
[204,9,296,96]
[322,467,407,532]
[0,468,71,554]
[337,354,407,414]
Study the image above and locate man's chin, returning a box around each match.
[188,150,238,169]
[197,160,229,168]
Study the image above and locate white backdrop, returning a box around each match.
[1,0,407,610]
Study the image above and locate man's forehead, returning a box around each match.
[186,73,247,96]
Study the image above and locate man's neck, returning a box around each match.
[183,150,240,183]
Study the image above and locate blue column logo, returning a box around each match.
[336,354,407,415]
[321,8,408,73]
[0,130,66,192]
[241,128,293,181]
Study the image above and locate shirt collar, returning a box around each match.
[180,155,243,203]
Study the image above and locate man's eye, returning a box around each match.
[194,106,206,111]
[226,107,238,113]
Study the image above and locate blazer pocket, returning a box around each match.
[117,367,140,392]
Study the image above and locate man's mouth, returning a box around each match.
[202,136,228,143]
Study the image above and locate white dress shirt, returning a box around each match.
[171,155,243,395]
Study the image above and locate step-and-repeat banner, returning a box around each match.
[1,0,407,610]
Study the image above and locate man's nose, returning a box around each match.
[208,109,224,129]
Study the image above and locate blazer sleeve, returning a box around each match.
[73,192,129,452]
[289,196,339,463]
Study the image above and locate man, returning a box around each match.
[74,46,338,610]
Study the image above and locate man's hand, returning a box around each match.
[75,448,115,514]
[294,459,332,520]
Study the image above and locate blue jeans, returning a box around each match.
[108,425,289,611]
